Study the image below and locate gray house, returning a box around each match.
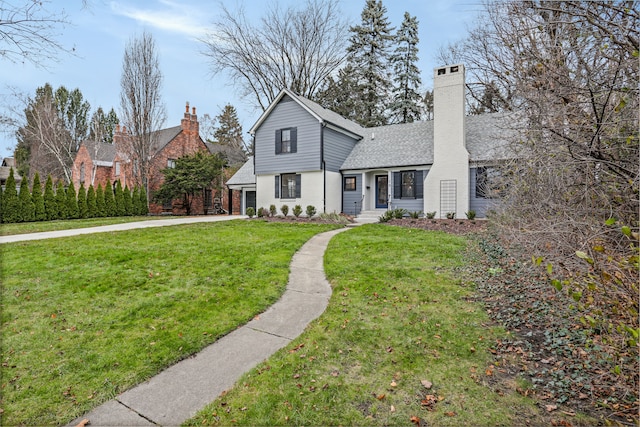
[228,64,515,218]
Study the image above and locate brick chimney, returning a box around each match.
[181,102,199,137]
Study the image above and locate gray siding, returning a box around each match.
[342,174,363,216]
[254,98,321,175]
[469,167,494,218]
[323,127,357,172]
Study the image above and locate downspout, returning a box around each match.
[320,122,326,213]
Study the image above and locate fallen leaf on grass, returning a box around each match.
[410,416,421,425]
[445,411,456,417]
[390,405,396,412]
[376,393,386,400]
[390,380,397,387]
[545,404,558,412]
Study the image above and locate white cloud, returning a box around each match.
[110,1,209,38]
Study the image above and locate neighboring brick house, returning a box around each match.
[72,103,235,215]
[1,157,23,189]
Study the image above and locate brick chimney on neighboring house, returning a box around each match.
[181,102,199,139]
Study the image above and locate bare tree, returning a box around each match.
[201,0,349,111]
[0,0,74,67]
[15,84,74,182]
[441,1,639,406]
[119,30,166,195]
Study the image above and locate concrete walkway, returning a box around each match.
[0,215,247,244]
[63,226,350,426]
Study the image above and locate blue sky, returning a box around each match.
[0,0,484,158]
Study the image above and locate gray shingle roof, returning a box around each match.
[149,126,182,155]
[226,157,255,186]
[341,112,518,170]
[80,140,117,163]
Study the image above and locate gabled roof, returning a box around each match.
[226,157,255,186]
[149,125,183,155]
[249,88,365,139]
[340,112,518,171]
[80,140,117,164]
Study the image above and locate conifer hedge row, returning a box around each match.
[0,168,148,223]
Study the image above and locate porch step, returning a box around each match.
[354,210,386,224]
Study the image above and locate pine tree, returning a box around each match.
[139,185,148,215]
[315,64,367,123]
[104,182,116,217]
[44,175,58,220]
[346,0,394,127]
[3,169,20,223]
[132,186,141,215]
[31,172,46,221]
[55,181,67,219]
[66,181,78,219]
[114,180,125,216]
[95,184,105,217]
[77,183,88,219]
[19,177,35,222]
[389,12,422,124]
[0,185,3,223]
[86,184,96,218]
[123,185,133,216]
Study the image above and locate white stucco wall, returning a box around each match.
[424,64,470,218]
[256,171,328,216]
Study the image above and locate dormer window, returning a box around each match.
[275,127,297,154]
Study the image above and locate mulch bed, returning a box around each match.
[385,218,489,234]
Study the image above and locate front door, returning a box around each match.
[375,175,388,209]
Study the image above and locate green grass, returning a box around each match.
[0,220,341,425]
[0,216,180,236]
[186,225,545,426]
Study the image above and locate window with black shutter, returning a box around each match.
[393,170,423,199]
[275,127,297,154]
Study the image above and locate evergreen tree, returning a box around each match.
[43,175,58,220]
[213,104,247,164]
[104,182,116,217]
[123,185,133,216]
[77,182,87,219]
[389,12,422,124]
[114,180,125,216]
[86,184,96,218]
[132,186,141,215]
[31,172,46,221]
[19,177,35,222]
[3,169,20,223]
[346,0,394,127]
[315,64,367,123]
[65,181,78,219]
[95,184,106,217]
[139,185,148,215]
[55,181,67,219]
[0,185,3,223]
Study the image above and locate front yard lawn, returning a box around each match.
[0,216,179,236]
[0,220,341,425]
[186,225,584,426]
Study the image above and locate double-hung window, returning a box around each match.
[275,174,301,199]
[344,176,356,191]
[393,170,423,199]
[275,128,297,154]
[476,166,501,198]
[167,159,176,169]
